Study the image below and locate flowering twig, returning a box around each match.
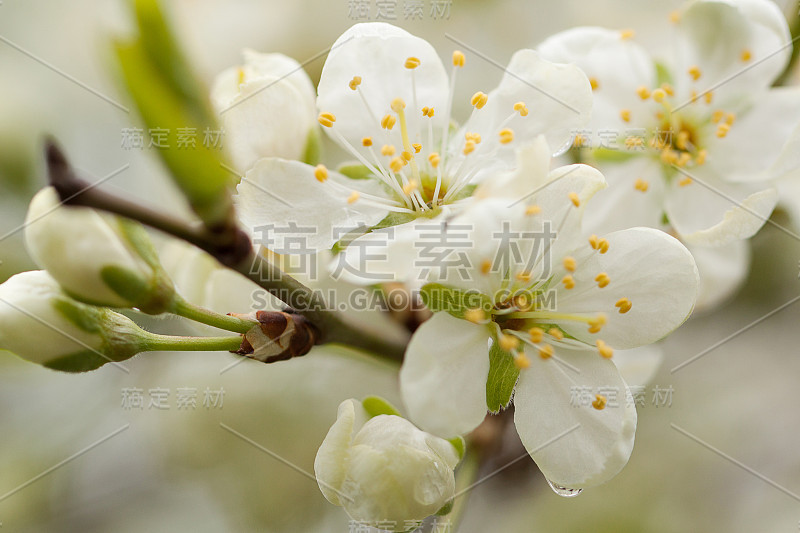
[44,140,408,361]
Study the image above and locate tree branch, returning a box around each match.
[45,140,408,361]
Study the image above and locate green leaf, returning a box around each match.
[419,283,492,319]
[435,499,454,516]
[338,163,374,180]
[448,436,466,461]
[362,396,402,418]
[114,0,233,227]
[486,337,520,413]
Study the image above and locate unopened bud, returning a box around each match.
[234,310,317,363]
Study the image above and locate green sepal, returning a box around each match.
[52,299,104,334]
[100,265,149,305]
[420,283,493,319]
[362,396,402,418]
[486,336,520,413]
[43,349,117,373]
[435,499,454,517]
[591,147,639,164]
[302,126,322,166]
[448,436,466,461]
[116,218,161,268]
[338,163,374,180]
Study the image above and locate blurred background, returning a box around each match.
[2,0,800,531]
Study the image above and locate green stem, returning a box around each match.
[141,332,243,352]
[171,296,256,333]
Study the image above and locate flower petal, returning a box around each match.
[556,227,699,349]
[400,312,490,437]
[664,169,778,246]
[468,49,593,157]
[317,23,449,161]
[676,0,790,99]
[611,344,663,387]
[537,27,656,147]
[705,87,800,183]
[211,51,317,169]
[235,158,387,252]
[314,398,368,506]
[514,343,637,488]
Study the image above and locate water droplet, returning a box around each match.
[546,478,583,498]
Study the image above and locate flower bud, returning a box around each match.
[210,49,319,170]
[24,187,176,313]
[314,399,460,531]
[0,271,150,372]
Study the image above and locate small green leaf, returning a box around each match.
[338,163,374,180]
[362,396,402,418]
[448,436,466,461]
[486,337,520,413]
[420,283,492,318]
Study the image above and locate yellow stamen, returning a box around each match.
[595,272,610,288]
[669,10,681,23]
[620,109,631,123]
[592,394,608,410]
[548,328,564,340]
[573,134,588,148]
[381,144,396,156]
[588,314,607,334]
[741,49,752,62]
[349,76,362,90]
[636,86,651,100]
[679,177,693,187]
[688,65,701,81]
[716,123,730,138]
[422,106,435,117]
[597,339,614,359]
[390,157,405,173]
[452,50,465,67]
[676,131,690,150]
[402,150,413,162]
[513,101,529,117]
[470,91,488,109]
[362,137,373,147]
[704,91,713,104]
[347,191,360,204]
[499,334,519,352]
[625,136,643,149]
[318,112,336,128]
[237,67,246,86]
[480,259,492,275]
[314,164,328,183]
[569,192,581,207]
[391,97,406,113]
[634,178,649,192]
[661,83,675,96]
[428,152,440,168]
[464,308,485,324]
[589,234,600,250]
[412,143,422,153]
[529,327,544,343]
[404,56,420,69]
[463,140,476,155]
[563,256,576,272]
[725,113,736,125]
[620,29,635,40]
[598,239,609,254]
[615,297,632,314]
[515,353,531,369]
[381,113,396,129]
[562,275,575,290]
[695,149,707,165]
[465,132,482,143]
[402,180,418,195]
[525,204,541,216]
[538,344,554,360]
[652,88,666,102]
[516,270,532,282]
[499,128,514,144]
[712,109,724,123]
[589,77,600,91]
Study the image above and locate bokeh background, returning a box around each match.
[2,0,800,531]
